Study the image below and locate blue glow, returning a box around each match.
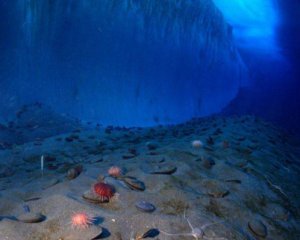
[213,0,280,56]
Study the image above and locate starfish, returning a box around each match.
[160,212,227,240]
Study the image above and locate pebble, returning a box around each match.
[135,201,156,213]
[122,153,135,159]
[147,151,160,155]
[146,142,158,150]
[248,219,267,238]
[137,228,160,239]
[202,157,215,169]
[82,190,104,203]
[225,179,242,184]
[18,212,45,223]
[67,165,83,180]
[148,163,177,175]
[122,176,145,191]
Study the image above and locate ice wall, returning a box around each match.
[0,0,247,126]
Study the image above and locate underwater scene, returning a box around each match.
[0,0,300,239]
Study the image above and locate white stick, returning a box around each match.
[41,155,44,176]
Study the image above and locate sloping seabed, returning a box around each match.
[0,112,299,239]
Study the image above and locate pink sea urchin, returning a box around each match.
[192,140,203,148]
[71,212,94,229]
[108,166,122,178]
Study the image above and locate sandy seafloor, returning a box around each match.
[0,115,300,240]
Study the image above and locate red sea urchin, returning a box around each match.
[92,182,115,202]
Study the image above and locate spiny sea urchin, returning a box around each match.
[92,182,115,202]
[108,166,122,178]
[71,212,94,229]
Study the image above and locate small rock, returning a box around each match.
[146,142,158,150]
[137,228,160,239]
[147,151,160,155]
[18,212,45,223]
[135,201,156,213]
[121,176,145,191]
[97,175,106,182]
[122,153,135,159]
[82,190,104,203]
[202,157,215,169]
[248,220,267,238]
[67,165,83,180]
[225,179,242,184]
[148,163,177,175]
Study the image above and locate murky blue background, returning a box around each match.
[0,0,299,133]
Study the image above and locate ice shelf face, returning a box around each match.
[0,0,247,126]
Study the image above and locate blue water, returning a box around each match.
[0,0,299,130]
[0,1,300,239]
[0,0,298,132]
